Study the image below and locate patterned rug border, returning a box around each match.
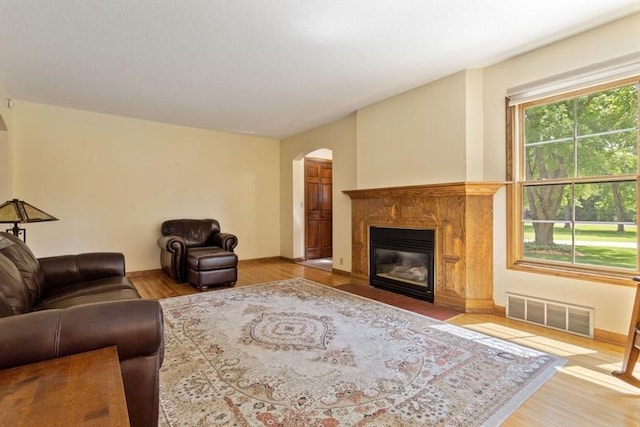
[159,278,566,426]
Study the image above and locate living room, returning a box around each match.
[1,3,640,425]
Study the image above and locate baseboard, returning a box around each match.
[493,305,506,316]
[331,268,351,277]
[241,256,282,263]
[126,269,162,277]
[594,328,627,346]
[128,258,349,276]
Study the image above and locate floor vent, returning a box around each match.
[506,293,594,338]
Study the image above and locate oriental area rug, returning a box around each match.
[158,278,565,426]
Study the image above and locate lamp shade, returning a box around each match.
[0,199,58,223]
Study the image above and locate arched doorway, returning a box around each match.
[304,155,332,260]
[292,148,333,270]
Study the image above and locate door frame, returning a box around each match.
[292,149,333,261]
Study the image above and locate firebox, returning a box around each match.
[369,226,434,302]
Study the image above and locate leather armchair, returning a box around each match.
[158,219,238,283]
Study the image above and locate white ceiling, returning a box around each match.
[1,1,639,139]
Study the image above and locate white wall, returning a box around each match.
[356,70,468,188]
[10,101,281,271]
[280,114,356,272]
[0,85,11,201]
[307,149,332,160]
[464,69,484,181]
[484,13,640,335]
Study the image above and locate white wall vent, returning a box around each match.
[506,293,594,338]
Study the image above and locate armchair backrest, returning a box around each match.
[161,219,221,248]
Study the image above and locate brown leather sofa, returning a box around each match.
[0,232,164,427]
[158,218,238,290]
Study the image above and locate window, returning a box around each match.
[508,77,640,281]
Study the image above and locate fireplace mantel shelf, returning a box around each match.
[343,181,505,199]
[343,181,504,314]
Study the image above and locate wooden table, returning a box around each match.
[0,346,130,426]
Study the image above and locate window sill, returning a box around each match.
[509,261,637,287]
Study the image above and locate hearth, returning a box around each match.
[369,226,434,302]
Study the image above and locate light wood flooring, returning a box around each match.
[129,258,640,426]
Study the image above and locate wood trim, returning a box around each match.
[595,328,628,346]
[508,262,638,288]
[518,75,640,109]
[343,181,504,199]
[330,268,351,277]
[505,98,514,182]
[436,293,495,313]
[127,269,162,277]
[350,272,369,286]
[507,80,640,283]
[505,183,518,267]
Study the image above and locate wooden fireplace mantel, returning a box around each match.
[343,182,504,199]
[343,181,504,313]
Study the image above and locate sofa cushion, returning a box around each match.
[35,276,141,310]
[0,233,44,305]
[0,253,32,316]
[39,253,126,291]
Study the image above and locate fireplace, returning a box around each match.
[369,226,434,302]
[344,182,502,313]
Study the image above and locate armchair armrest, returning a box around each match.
[158,235,187,282]
[158,235,186,253]
[39,253,126,289]
[211,232,238,252]
[0,299,164,370]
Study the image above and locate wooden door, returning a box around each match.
[305,158,332,259]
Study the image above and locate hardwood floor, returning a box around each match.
[129,258,640,426]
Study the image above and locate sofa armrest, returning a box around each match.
[0,299,163,370]
[39,253,126,289]
[211,232,238,252]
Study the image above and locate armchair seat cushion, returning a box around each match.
[187,247,238,271]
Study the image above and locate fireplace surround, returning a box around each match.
[344,182,503,313]
[370,226,434,302]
